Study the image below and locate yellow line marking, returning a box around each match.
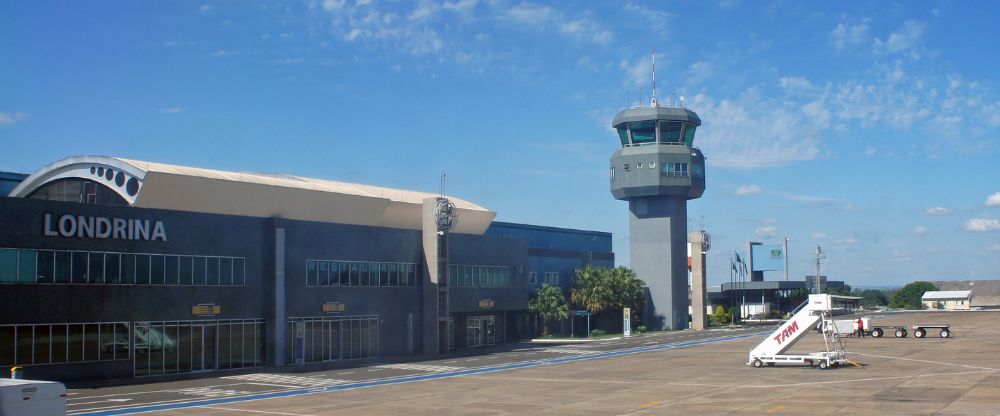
[846,359,865,368]
[766,404,786,413]
[638,401,660,409]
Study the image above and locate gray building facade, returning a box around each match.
[0,156,610,383]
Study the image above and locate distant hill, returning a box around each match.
[852,285,901,291]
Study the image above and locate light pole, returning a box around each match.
[815,245,825,294]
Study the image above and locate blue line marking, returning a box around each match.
[75,331,766,415]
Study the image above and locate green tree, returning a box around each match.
[728,306,741,324]
[529,284,570,336]
[570,266,645,314]
[570,266,610,314]
[860,289,889,307]
[782,288,811,307]
[824,284,853,296]
[889,281,939,309]
[606,267,645,313]
[710,306,729,326]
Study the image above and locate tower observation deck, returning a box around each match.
[610,103,705,330]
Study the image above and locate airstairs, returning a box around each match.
[747,294,847,370]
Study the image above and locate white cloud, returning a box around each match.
[0,112,27,125]
[322,0,347,11]
[986,192,1000,206]
[755,226,777,237]
[834,237,859,245]
[735,184,761,196]
[912,226,928,236]
[684,93,822,168]
[212,50,239,57]
[559,18,614,44]
[621,56,652,90]
[408,2,436,20]
[830,21,869,51]
[865,146,877,156]
[199,4,211,13]
[442,0,478,12]
[802,99,831,128]
[811,232,829,240]
[505,3,557,26]
[775,192,834,205]
[779,77,814,94]
[989,244,1000,252]
[685,61,713,87]
[873,20,925,55]
[924,206,952,215]
[965,218,1000,232]
[159,107,184,113]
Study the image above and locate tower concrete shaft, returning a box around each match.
[629,197,689,330]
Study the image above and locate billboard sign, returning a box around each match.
[752,244,785,271]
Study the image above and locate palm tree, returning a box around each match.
[570,266,611,314]
[529,284,570,336]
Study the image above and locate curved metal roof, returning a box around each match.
[9,155,496,234]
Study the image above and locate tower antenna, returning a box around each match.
[650,46,658,107]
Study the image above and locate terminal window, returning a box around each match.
[0,322,130,366]
[306,260,417,287]
[0,248,246,286]
[448,264,510,288]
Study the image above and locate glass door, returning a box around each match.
[327,320,341,361]
[191,324,217,372]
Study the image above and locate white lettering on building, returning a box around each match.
[43,213,167,242]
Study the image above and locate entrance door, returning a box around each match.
[191,324,217,372]
[326,320,341,361]
[467,316,496,347]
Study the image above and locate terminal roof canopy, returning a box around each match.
[9,155,496,234]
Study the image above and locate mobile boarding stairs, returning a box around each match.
[747,294,848,370]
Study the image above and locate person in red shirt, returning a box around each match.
[856,317,865,337]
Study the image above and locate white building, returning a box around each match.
[922,290,973,310]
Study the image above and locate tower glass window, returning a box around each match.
[684,124,697,146]
[659,122,683,143]
[629,121,656,144]
[617,128,630,146]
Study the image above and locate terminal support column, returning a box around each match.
[274,227,286,366]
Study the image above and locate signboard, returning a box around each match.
[623,307,631,337]
[44,213,167,241]
[751,244,785,271]
[478,299,495,309]
[191,304,221,316]
[322,302,345,313]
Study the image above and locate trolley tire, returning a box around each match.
[752,359,764,368]
[819,360,829,370]
[871,328,883,338]
[915,328,926,338]
[895,329,906,338]
[940,329,950,338]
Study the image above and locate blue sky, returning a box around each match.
[3,1,1000,287]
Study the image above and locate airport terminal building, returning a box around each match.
[0,156,613,382]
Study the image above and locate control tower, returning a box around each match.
[610,100,705,330]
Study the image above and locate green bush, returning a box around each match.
[590,329,606,337]
[636,325,647,334]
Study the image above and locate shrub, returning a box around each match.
[590,329,606,337]
[636,325,648,334]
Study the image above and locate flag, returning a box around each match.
[735,252,747,276]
